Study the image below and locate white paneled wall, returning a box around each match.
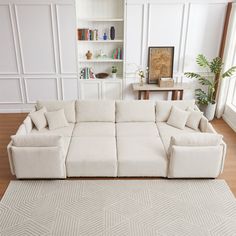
[125,0,229,100]
[0,0,231,111]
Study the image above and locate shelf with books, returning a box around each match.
[78,18,124,22]
[78,59,123,63]
[78,40,123,43]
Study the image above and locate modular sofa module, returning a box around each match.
[8,100,226,179]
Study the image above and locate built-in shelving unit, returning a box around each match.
[76,0,125,83]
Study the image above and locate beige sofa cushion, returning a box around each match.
[36,100,75,123]
[116,100,155,122]
[73,122,115,137]
[186,108,203,130]
[29,107,47,130]
[156,100,195,122]
[116,122,159,137]
[31,123,74,137]
[16,124,27,135]
[170,133,223,147]
[117,137,167,177]
[11,134,63,147]
[167,106,190,129]
[76,100,115,122]
[45,109,69,130]
[23,116,33,133]
[66,137,117,177]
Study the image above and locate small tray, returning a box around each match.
[95,73,109,79]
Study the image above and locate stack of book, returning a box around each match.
[78,29,98,41]
[112,48,123,59]
[80,67,96,79]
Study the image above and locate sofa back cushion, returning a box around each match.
[116,100,155,122]
[156,100,195,122]
[36,100,75,123]
[76,100,115,122]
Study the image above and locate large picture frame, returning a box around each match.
[147,46,174,84]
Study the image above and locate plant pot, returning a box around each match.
[200,103,216,121]
[112,73,116,79]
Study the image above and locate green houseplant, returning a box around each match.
[184,54,236,120]
[111,66,118,79]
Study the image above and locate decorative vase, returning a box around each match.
[103,33,107,40]
[86,50,92,60]
[139,77,144,86]
[110,26,115,40]
[112,73,116,79]
[201,102,216,121]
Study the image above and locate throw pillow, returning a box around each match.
[167,106,190,129]
[29,107,47,130]
[45,109,69,130]
[186,107,203,130]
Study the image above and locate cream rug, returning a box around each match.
[0,179,236,236]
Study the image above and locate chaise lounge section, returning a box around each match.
[7,99,226,179]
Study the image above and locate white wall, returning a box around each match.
[0,0,231,112]
[125,0,229,100]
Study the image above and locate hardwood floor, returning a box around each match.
[0,114,236,199]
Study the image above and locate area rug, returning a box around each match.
[0,179,236,236]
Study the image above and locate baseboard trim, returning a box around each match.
[0,109,31,113]
[222,114,236,132]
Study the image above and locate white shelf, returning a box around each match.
[79,77,123,81]
[78,40,123,43]
[78,59,123,63]
[78,18,124,22]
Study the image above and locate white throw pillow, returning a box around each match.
[29,107,47,130]
[45,109,69,130]
[186,107,203,130]
[167,106,190,129]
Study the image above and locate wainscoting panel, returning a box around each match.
[0,4,19,74]
[148,3,185,73]
[61,77,78,100]
[56,4,77,74]
[184,3,227,72]
[0,78,23,103]
[15,4,57,74]
[24,78,59,103]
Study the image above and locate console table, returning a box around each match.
[132,83,185,100]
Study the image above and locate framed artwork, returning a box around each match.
[147,47,174,84]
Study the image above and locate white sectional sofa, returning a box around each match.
[7,99,227,179]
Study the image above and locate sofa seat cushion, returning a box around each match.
[66,137,117,177]
[156,122,200,152]
[117,137,167,177]
[73,122,115,137]
[116,122,159,137]
[31,123,74,137]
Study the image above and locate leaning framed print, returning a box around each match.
[147,46,174,84]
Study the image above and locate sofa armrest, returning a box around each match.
[8,134,66,178]
[168,133,226,178]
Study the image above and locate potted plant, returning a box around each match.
[111,66,117,79]
[184,54,236,120]
[137,67,148,86]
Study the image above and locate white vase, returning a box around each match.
[112,73,116,79]
[201,103,216,121]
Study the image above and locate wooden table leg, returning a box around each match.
[179,90,184,100]
[145,91,150,100]
[171,91,177,100]
[138,91,142,100]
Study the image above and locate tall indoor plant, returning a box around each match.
[184,54,236,120]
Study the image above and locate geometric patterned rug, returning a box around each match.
[0,179,236,236]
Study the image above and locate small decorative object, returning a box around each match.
[148,47,174,84]
[185,54,236,120]
[97,49,107,59]
[112,48,122,59]
[110,26,115,40]
[86,50,92,60]
[159,78,174,87]
[111,66,118,79]
[103,32,108,40]
[95,73,109,79]
[137,68,148,86]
